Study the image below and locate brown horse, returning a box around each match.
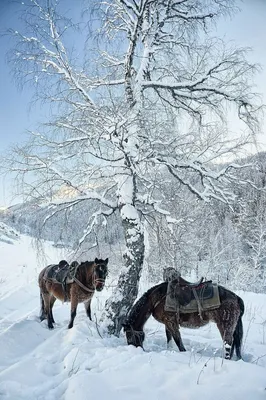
[38,258,108,329]
[123,281,244,360]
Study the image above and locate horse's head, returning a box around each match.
[122,322,145,348]
[93,258,108,291]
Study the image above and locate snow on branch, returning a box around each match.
[77,206,117,248]
[140,47,260,128]
[46,177,117,208]
[136,193,170,216]
[157,158,248,204]
[10,3,96,107]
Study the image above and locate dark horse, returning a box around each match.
[38,258,108,329]
[123,282,244,360]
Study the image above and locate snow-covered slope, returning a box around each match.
[0,233,265,399]
[0,222,19,245]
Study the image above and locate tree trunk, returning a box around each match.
[103,204,145,336]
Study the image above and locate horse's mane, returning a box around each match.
[76,260,94,280]
[124,282,166,327]
[78,260,94,270]
[76,259,107,280]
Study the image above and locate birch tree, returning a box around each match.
[5,0,262,335]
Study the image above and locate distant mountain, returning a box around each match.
[0,221,20,244]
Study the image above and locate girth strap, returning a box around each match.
[192,287,204,319]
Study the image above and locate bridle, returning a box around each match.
[92,263,107,288]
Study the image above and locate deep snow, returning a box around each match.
[0,234,265,399]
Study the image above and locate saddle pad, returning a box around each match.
[165,282,220,313]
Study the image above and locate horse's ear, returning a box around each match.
[121,322,127,330]
[95,258,99,263]
[121,317,128,330]
[105,258,109,264]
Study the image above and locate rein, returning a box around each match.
[73,277,95,293]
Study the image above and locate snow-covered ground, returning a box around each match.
[0,233,266,399]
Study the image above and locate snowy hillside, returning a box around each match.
[0,222,19,245]
[0,233,266,399]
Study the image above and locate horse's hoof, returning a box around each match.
[68,324,73,329]
[48,324,54,330]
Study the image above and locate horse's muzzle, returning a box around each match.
[95,280,105,291]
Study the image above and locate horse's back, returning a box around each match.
[38,265,48,284]
[217,284,240,301]
[38,264,56,286]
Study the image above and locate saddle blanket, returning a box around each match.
[165,281,220,314]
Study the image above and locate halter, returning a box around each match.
[92,263,107,287]
[93,264,106,283]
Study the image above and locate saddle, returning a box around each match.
[165,277,220,315]
[45,260,79,301]
[174,279,213,306]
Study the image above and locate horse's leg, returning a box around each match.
[42,293,54,329]
[172,331,186,352]
[165,327,174,349]
[40,291,46,321]
[68,287,78,329]
[216,319,237,360]
[167,320,186,352]
[49,295,56,324]
[84,298,92,321]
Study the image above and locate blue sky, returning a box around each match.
[0,0,83,152]
[0,0,266,206]
[0,0,32,152]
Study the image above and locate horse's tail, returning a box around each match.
[231,296,244,360]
